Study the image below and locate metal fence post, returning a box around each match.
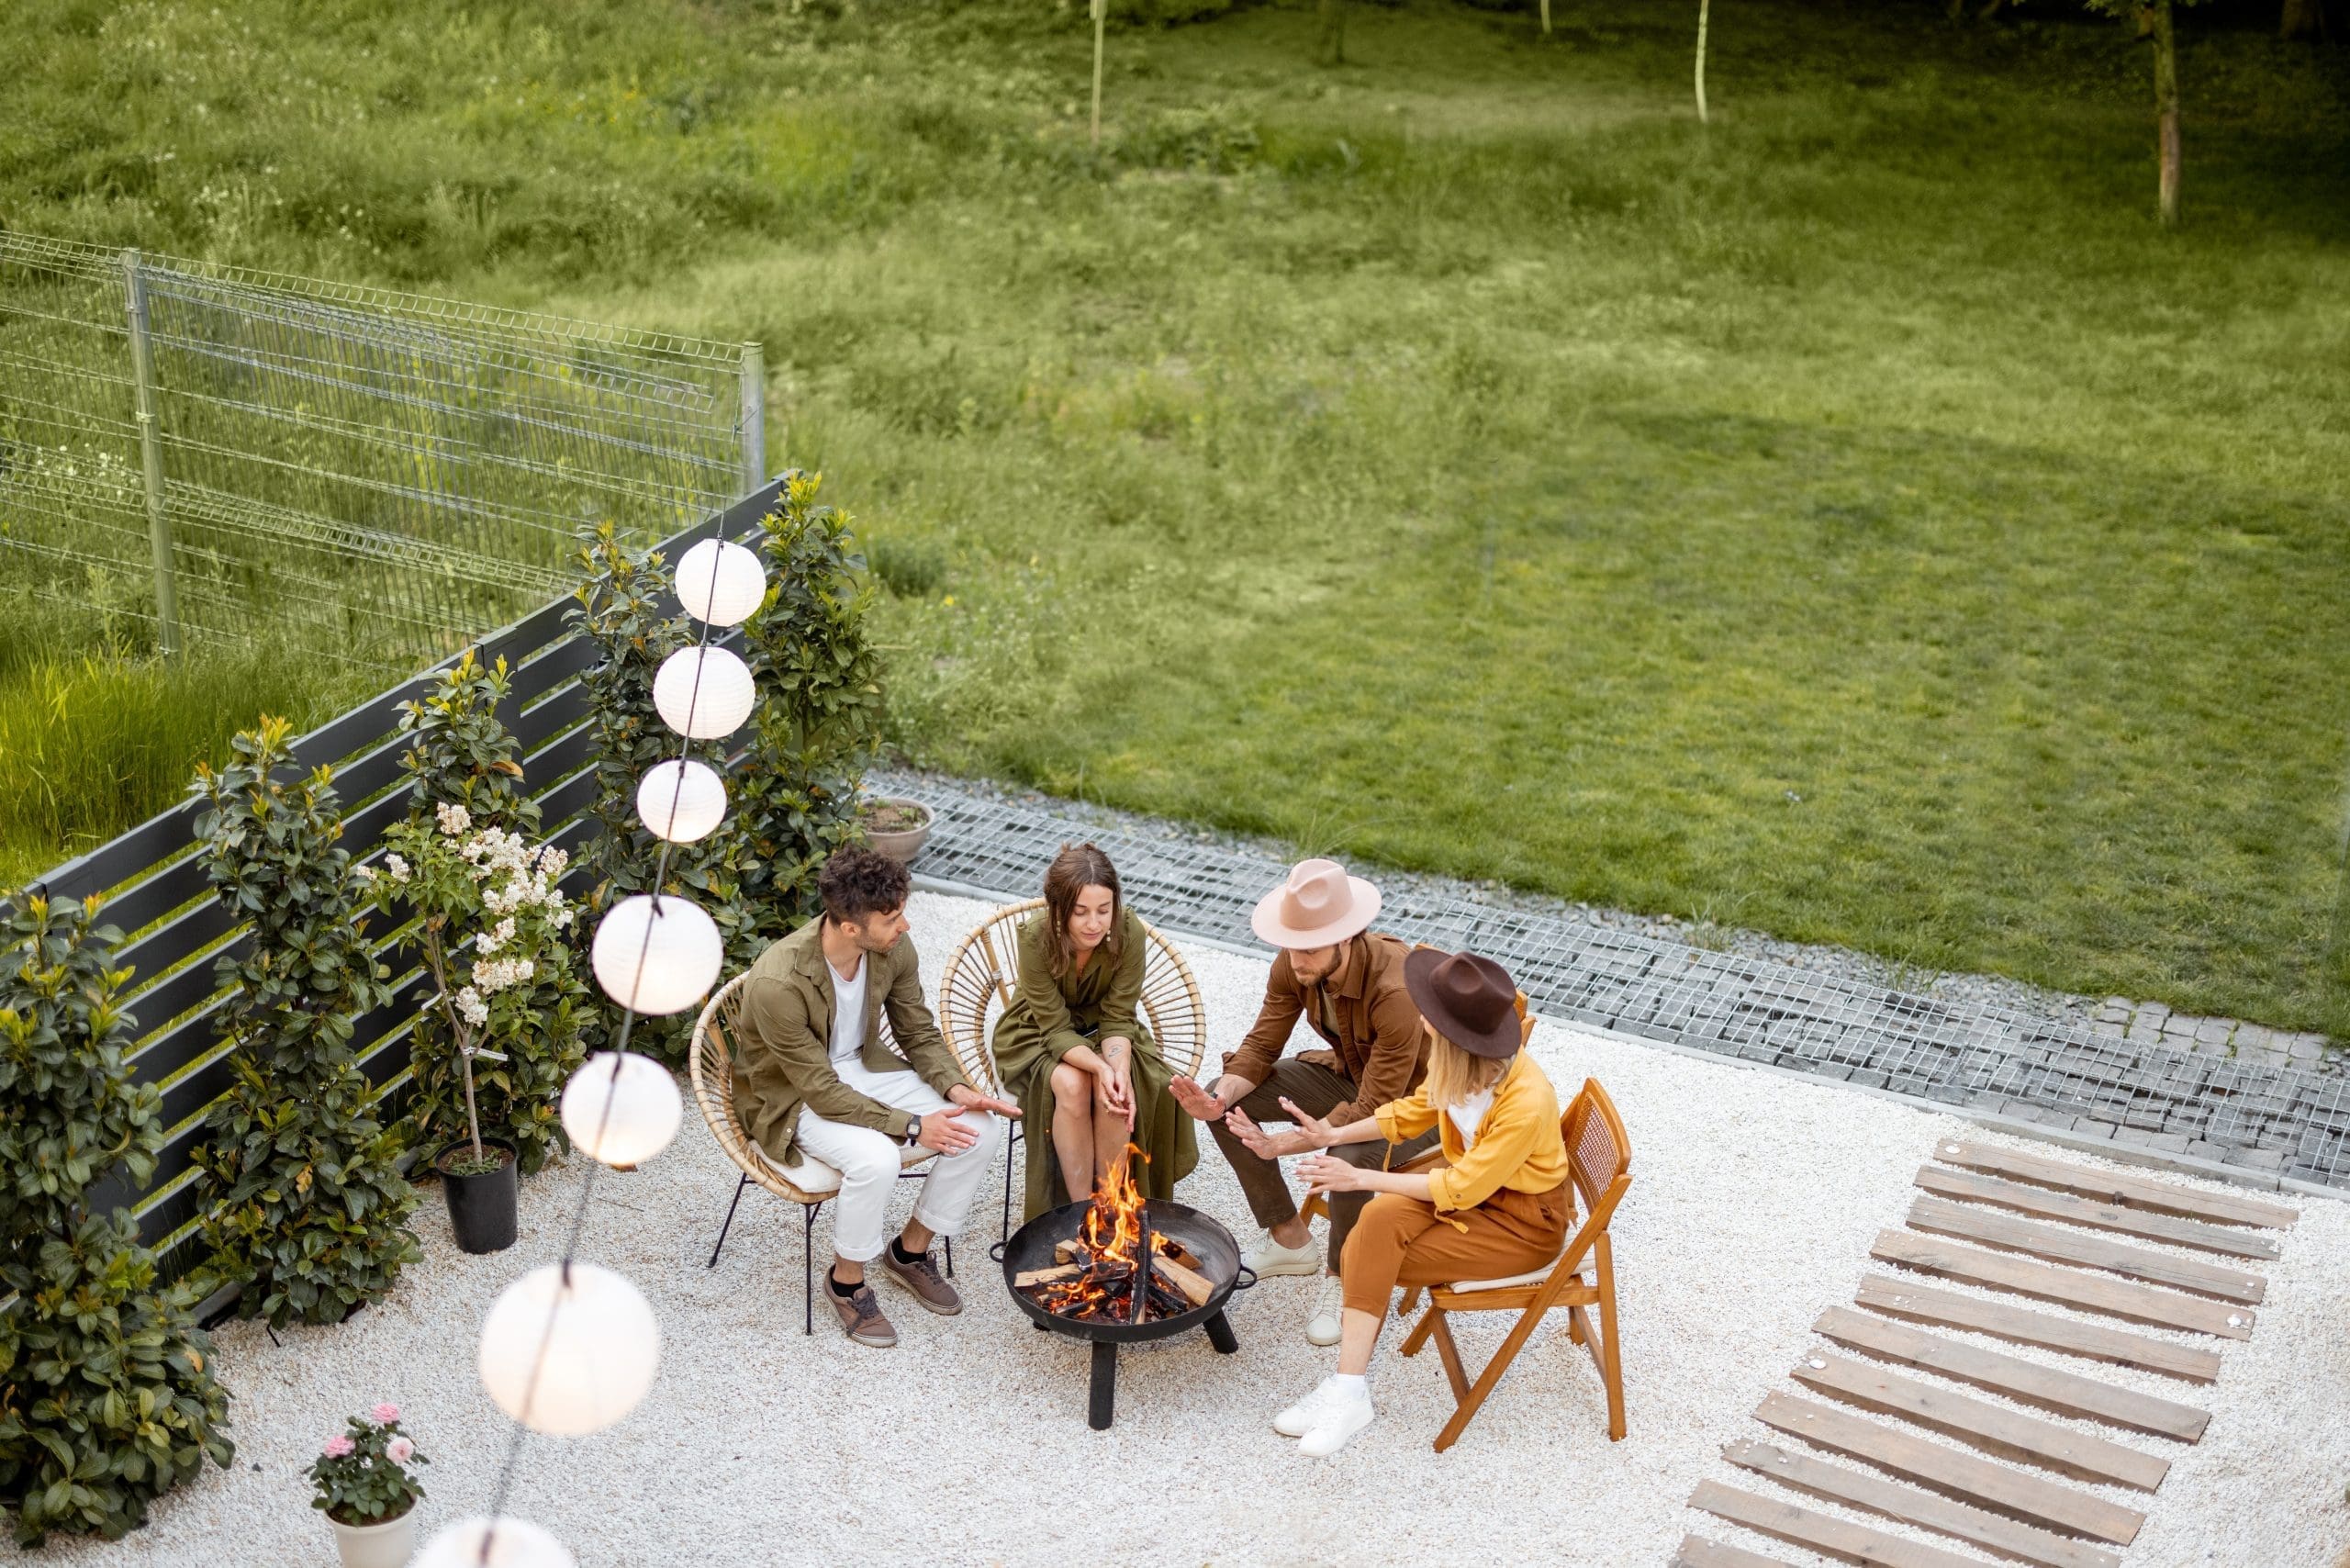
[121,249,181,655]
[739,342,767,498]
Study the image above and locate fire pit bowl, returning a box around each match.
[992,1198,1256,1428]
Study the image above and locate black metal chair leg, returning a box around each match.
[1001,1122,1021,1244]
[1088,1339,1117,1430]
[709,1172,751,1269]
[803,1203,820,1337]
[944,1235,954,1278]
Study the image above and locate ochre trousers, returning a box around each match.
[1340,1181,1572,1319]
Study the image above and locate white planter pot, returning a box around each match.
[330,1508,416,1568]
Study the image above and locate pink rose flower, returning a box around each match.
[322,1436,354,1459]
[370,1403,400,1425]
[386,1437,414,1464]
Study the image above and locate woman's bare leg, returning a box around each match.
[1337,1306,1382,1376]
[1091,1099,1128,1191]
[1049,1060,1095,1201]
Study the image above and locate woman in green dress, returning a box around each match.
[991,843,1198,1222]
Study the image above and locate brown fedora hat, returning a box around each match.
[1251,857,1381,949]
[1402,947,1522,1059]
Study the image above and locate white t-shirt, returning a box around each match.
[829,956,868,1065]
[1447,1088,1496,1153]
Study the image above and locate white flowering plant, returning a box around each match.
[361,801,582,1173]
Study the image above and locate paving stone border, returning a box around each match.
[883,770,2350,1195]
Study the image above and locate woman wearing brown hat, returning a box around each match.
[990,843,1198,1221]
[1234,947,1570,1457]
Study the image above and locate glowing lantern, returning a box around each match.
[651,646,755,740]
[634,758,726,844]
[560,1052,683,1170]
[673,537,767,628]
[415,1516,576,1568]
[478,1261,660,1436]
[590,894,722,1017]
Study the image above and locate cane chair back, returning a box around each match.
[937,898,1207,1095]
[1399,1076,1634,1450]
[690,974,825,1205]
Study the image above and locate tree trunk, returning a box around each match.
[2279,0,2328,39]
[1695,0,1711,124]
[1319,0,1346,64]
[2152,0,2180,228]
[1541,0,1552,36]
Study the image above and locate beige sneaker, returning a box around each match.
[1244,1230,1322,1278]
[1305,1274,1345,1347]
[828,1281,898,1348]
[880,1245,964,1316]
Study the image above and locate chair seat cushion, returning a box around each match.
[1446,1255,1584,1294]
[751,1142,934,1197]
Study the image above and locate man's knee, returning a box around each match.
[835,1133,901,1185]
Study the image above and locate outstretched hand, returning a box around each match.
[917,1107,979,1154]
[947,1083,1022,1119]
[1168,1076,1225,1123]
[1297,1153,1369,1195]
[1225,1101,1323,1159]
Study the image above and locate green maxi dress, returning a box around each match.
[990,907,1199,1223]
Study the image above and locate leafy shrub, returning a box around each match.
[1113,106,1262,174]
[191,718,421,1327]
[869,535,949,599]
[387,654,593,1172]
[0,893,233,1546]
[731,472,888,949]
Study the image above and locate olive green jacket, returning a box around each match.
[731,919,970,1166]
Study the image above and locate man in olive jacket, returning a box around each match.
[1170,858,1435,1347]
[733,847,1017,1348]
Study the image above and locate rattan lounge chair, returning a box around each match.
[688,971,953,1334]
[934,897,1207,1240]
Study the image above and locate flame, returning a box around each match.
[1032,1144,1164,1320]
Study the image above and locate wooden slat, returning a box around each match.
[1671,1534,1796,1568]
[1916,1165,2281,1261]
[1931,1139,2297,1230]
[1690,1478,2009,1568]
[1753,1392,2145,1545]
[1854,1276,2221,1384]
[1908,1195,2266,1305]
[1788,1351,2169,1491]
[1724,1437,2121,1568]
[1872,1230,2255,1340]
[1814,1305,2209,1442]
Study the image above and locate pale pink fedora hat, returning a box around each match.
[1250,858,1382,949]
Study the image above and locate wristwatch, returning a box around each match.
[902,1114,923,1147]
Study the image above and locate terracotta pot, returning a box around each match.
[329,1506,416,1568]
[861,797,933,865]
[435,1138,518,1254]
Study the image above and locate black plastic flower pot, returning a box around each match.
[434,1139,518,1254]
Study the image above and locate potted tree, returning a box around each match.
[362,801,581,1253]
[308,1404,428,1568]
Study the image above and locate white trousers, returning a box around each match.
[794,1062,1001,1264]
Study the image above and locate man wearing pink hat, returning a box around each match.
[1170,859,1436,1346]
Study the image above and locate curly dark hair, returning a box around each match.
[817,845,912,924]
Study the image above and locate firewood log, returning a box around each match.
[1157,1236,1205,1272]
[1013,1262,1083,1288]
[1151,1254,1214,1307]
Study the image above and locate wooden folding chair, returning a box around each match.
[1398,1076,1633,1450]
[935,898,1207,1240]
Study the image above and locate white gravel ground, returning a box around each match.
[43,891,2350,1568]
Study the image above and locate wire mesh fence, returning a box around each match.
[0,231,760,672]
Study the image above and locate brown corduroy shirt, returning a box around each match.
[1221,932,1429,1127]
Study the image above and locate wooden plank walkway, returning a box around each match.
[1677,1135,2298,1566]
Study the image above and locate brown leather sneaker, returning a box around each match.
[879,1245,963,1316]
[828,1281,898,1348]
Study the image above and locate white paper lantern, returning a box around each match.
[416,1516,576,1568]
[651,645,755,740]
[634,758,726,844]
[674,537,767,628]
[560,1051,682,1169]
[478,1261,660,1436]
[591,894,722,1016]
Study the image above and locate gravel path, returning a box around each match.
[48,892,2348,1567]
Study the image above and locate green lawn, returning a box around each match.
[9,0,2350,1030]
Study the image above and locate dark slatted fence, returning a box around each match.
[28,479,785,1279]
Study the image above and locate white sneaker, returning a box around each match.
[1305,1274,1345,1347]
[1244,1230,1322,1279]
[1272,1374,1347,1438]
[1299,1382,1376,1458]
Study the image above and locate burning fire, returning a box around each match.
[1022,1145,1196,1324]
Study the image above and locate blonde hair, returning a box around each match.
[1422,1024,1510,1110]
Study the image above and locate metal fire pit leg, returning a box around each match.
[1088,1339,1117,1430]
[1203,1310,1238,1355]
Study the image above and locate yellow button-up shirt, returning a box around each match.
[1374,1050,1568,1215]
